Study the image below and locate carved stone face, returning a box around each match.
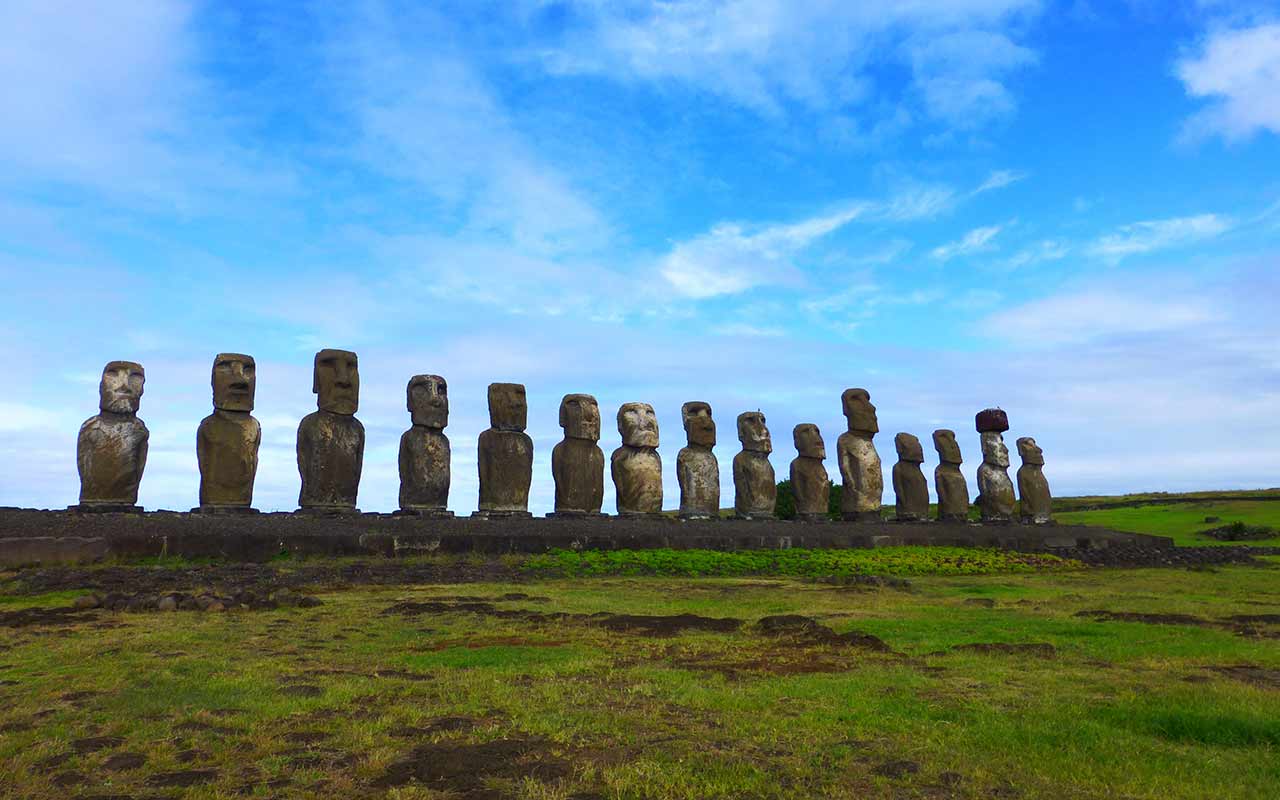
[682,401,715,448]
[560,393,600,441]
[1017,436,1044,466]
[313,349,359,415]
[981,431,1010,468]
[408,374,448,429]
[842,388,878,434]
[488,382,527,431]
[738,411,772,454]
[618,402,659,448]
[895,432,925,464]
[99,360,145,414]
[933,429,962,464]
[793,424,825,459]
[212,353,255,412]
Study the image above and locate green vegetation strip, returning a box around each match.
[522,546,1079,577]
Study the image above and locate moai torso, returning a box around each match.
[198,353,260,511]
[790,423,829,519]
[297,411,365,510]
[77,360,148,509]
[399,374,451,512]
[477,382,533,515]
[677,447,719,517]
[198,412,261,508]
[892,433,929,522]
[975,409,1015,523]
[399,428,451,510]
[612,402,662,515]
[78,414,149,507]
[552,394,604,514]
[677,401,719,518]
[932,429,969,523]
[1017,437,1053,525]
[837,388,882,521]
[298,349,364,511]
[734,412,775,518]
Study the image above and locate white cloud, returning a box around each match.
[931,223,1005,261]
[1177,23,1280,142]
[972,169,1028,195]
[1088,213,1232,260]
[1004,239,1069,268]
[538,0,1042,129]
[981,288,1220,347]
[659,205,869,298]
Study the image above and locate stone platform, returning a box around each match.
[0,508,1171,567]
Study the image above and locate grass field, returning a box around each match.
[1,553,1277,800]
[1057,499,1280,547]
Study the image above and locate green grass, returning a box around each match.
[1057,499,1280,547]
[1,565,1277,799]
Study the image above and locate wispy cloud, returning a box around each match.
[931,223,1005,261]
[980,286,1220,347]
[536,0,1042,130]
[971,169,1028,196]
[1176,22,1280,143]
[1088,213,1232,261]
[1004,239,1069,269]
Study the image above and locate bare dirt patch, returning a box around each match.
[1207,665,1280,690]
[372,737,572,798]
[941,643,1057,658]
[144,769,218,787]
[755,615,891,652]
[383,598,743,638]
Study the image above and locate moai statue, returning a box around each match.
[551,394,604,516]
[733,411,776,519]
[677,401,719,520]
[1017,437,1053,525]
[75,361,149,512]
[975,408,1015,524]
[475,382,533,517]
[932,429,970,523]
[398,374,452,517]
[297,349,364,513]
[837,388,883,522]
[789,424,830,522]
[196,353,261,513]
[892,433,929,522]
[611,402,662,516]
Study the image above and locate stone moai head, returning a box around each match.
[793,424,825,459]
[738,411,772,454]
[560,394,601,441]
[313,349,359,415]
[981,431,1010,468]
[682,401,715,448]
[842,388,878,434]
[407,374,448,429]
[488,382,527,431]
[212,353,255,413]
[933,429,962,465]
[99,360,145,414]
[1017,436,1045,466]
[895,432,925,464]
[618,402,659,448]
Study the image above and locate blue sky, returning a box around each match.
[1,0,1278,514]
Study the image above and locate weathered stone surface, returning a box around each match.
[197,354,260,512]
[476,383,533,516]
[677,401,719,519]
[297,350,364,512]
[552,394,604,515]
[77,361,149,510]
[398,375,451,514]
[932,429,970,522]
[892,433,929,522]
[734,412,776,519]
[789,424,830,520]
[975,408,1009,433]
[977,430,1015,524]
[837,388,883,522]
[1017,437,1053,525]
[612,402,662,515]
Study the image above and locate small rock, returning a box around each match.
[156,595,178,612]
[205,602,225,613]
[72,594,100,610]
